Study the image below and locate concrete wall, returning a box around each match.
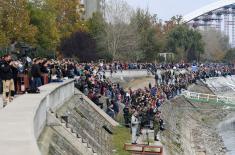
[0,80,74,155]
[58,91,118,155]
[105,70,152,78]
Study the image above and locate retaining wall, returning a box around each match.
[0,80,74,155]
[104,70,151,78]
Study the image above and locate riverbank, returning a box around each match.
[218,109,235,155]
[161,81,235,155]
[119,77,233,155]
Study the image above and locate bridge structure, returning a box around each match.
[183,0,235,46]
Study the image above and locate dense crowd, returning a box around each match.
[0,54,82,106]
[0,54,172,107]
[1,54,235,143]
[73,62,235,143]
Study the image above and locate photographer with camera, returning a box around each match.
[50,62,63,82]
[0,54,15,107]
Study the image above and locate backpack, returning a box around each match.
[26,88,40,94]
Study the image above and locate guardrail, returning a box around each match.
[181,90,235,105]
[0,80,74,155]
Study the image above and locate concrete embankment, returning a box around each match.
[160,82,232,155]
[116,75,229,155]
[38,89,119,155]
[218,114,235,155]
[205,76,235,155]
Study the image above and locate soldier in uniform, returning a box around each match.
[153,113,160,141]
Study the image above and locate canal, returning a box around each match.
[218,116,235,155]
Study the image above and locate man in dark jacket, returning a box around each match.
[31,59,42,90]
[0,54,15,106]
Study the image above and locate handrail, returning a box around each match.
[181,90,235,105]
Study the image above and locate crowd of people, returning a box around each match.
[73,61,235,144]
[62,62,235,153]
[0,54,82,106]
[0,54,167,107]
[1,53,235,144]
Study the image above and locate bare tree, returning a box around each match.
[104,0,140,60]
[201,29,230,61]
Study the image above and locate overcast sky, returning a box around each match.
[125,0,219,21]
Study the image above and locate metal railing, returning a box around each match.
[181,90,235,105]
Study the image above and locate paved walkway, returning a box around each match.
[0,94,20,110]
[137,129,166,155]
[137,129,161,144]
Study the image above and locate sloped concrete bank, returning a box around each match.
[218,113,235,155]
[160,82,233,155]
[205,76,235,155]
[38,90,119,155]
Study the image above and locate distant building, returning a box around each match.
[80,0,105,19]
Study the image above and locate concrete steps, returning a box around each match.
[50,111,98,155]
[53,93,115,155]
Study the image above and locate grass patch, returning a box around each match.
[112,126,131,155]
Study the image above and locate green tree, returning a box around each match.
[44,0,85,38]
[166,25,204,62]
[0,30,9,48]
[28,0,86,57]
[0,0,37,44]
[130,9,161,61]
[224,48,235,62]
[88,12,106,38]
[28,3,59,52]
[88,12,107,57]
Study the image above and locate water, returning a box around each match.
[218,118,235,155]
[205,76,235,154]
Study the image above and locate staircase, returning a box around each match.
[48,111,97,155]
